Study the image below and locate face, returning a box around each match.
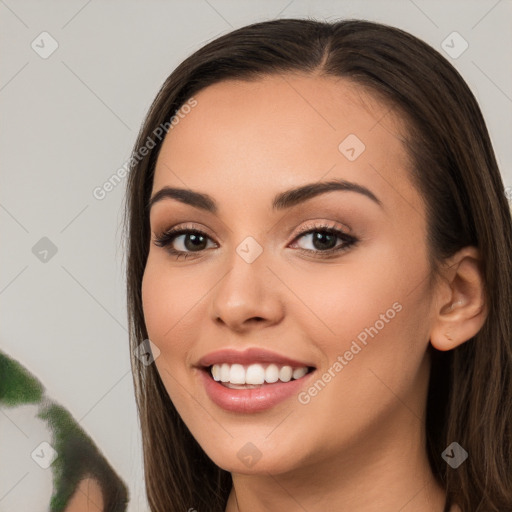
[141,74,436,476]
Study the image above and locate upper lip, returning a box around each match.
[196,347,315,369]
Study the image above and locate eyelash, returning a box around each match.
[153,222,358,261]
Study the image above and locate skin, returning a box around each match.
[64,477,104,511]
[141,73,486,511]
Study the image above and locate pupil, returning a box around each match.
[313,232,336,250]
[185,234,206,251]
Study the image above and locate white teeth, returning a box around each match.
[279,366,293,383]
[220,363,230,382]
[265,364,279,383]
[292,367,308,380]
[246,364,265,385]
[210,363,310,385]
[229,364,245,384]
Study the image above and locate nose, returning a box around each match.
[209,247,285,333]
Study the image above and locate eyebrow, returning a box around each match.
[147,178,382,213]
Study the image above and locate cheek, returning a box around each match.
[283,268,432,454]
[287,242,419,347]
[141,260,177,365]
[141,255,212,369]
[141,261,169,346]
[285,239,433,396]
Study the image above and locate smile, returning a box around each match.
[210,363,310,388]
[198,364,316,413]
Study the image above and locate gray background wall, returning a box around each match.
[1,1,510,510]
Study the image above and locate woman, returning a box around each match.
[123,19,512,511]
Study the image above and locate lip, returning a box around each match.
[196,347,314,368]
[198,366,316,413]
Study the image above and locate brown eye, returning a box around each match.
[154,227,216,259]
[290,224,358,258]
[153,222,358,261]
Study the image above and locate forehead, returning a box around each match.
[152,74,422,217]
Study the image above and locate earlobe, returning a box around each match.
[429,247,488,352]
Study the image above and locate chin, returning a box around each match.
[201,437,307,476]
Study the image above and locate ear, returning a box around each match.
[429,246,488,351]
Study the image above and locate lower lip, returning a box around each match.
[199,368,315,413]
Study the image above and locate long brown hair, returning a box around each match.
[122,19,512,511]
